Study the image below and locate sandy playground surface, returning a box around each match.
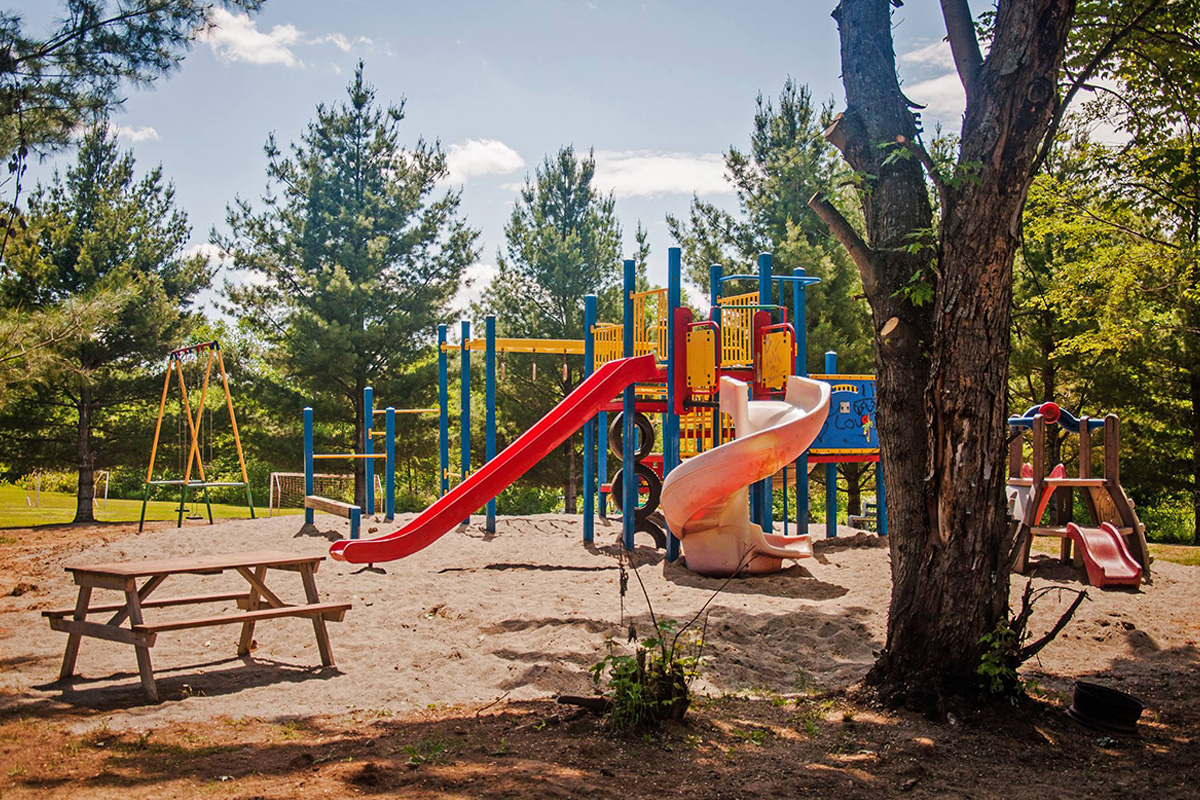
[2,512,1197,729]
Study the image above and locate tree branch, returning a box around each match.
[807,193,877,296]
[940,0,984,97]
[1030,0,1166,177]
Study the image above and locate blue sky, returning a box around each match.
[17,1,964,312]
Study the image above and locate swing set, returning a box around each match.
[138,340,255,531]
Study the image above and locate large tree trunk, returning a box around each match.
[816,0,1076,710]
[73,383,96,524]
[1191,368,1200,545]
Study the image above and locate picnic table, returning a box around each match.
[43,550,351,703]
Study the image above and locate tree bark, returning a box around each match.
[1191,367,1200,545]
[564,434,578,514]
[822,0,1076,710]
[73,382,96,524]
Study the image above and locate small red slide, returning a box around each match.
[330,354,661,564]
[1065,522,1143,588]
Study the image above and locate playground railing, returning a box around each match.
[592,322,623,367]
[631,287,668,360]
[717,291,757,367]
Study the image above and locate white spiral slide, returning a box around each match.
[660,375,831,577]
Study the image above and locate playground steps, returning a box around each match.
[1031,525,1134,537]
[1007,477,1107,488]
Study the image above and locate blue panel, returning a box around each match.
[809,377,878,453]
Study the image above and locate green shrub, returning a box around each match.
[1139,496,1195,544]
[589,618,700,734]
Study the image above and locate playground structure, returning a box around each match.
[330,248,885,571]
[301,388,436,539]
[1007,402,1150,587]
[139,341,254,532]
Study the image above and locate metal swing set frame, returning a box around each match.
[138,340,255,531]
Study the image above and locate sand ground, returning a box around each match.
[2,512,1196,735]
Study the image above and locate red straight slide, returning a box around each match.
[1065,522,1143,588]
[330,354,661,564]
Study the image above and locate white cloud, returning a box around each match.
[310,32,352,52]
[198,9,304,67]
[111,124,160,143]
[197,11,374,68]
[900,40,955,71]
[905,72,966,124]
[591,151,732,198]
[444,140,525,183]
[451,262,498,311]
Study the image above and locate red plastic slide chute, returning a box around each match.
[330,354,660,564]
[1065,522,1143,588]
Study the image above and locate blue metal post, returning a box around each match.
[876,461,888,536]
[794,267,809,535]
[364,385,374,516]
[583,295,597,543]
[665,248,682,562]
[710,263,722,447]
[754,253,773,532]
[622,258,636,550]
[485,315,497,533]
[598,409,608,517]
[303,406,314,525]
[460,320,471,525]
[385,407,395,521]
[825,350,838,539]
[438,324,449,497]
[350,506,361,540]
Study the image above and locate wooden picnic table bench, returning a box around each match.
[43,550,351,703]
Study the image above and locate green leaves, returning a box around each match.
[220,63,479,414]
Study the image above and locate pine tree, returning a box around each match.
[219,63,479,506]
[478,146,622,512]
[667,78,871,373]
[0,122,208,522]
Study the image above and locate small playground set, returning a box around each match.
[303,249,885,577]
[1006,401,1151,587]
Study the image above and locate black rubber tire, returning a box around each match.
[609,462,662,522]
[608,411,655,462]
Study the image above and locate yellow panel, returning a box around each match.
[760,328,794,391]
[685,327,716,394]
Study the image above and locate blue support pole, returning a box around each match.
[825,350,838,539]
[303,407,314,525]
[754,253,773,532]
[876,460,888,536]
[583,295,597,543]
[350,506,361,540]
[710,263,722,447]
[598,409,608,518]
[364,385,375,516]
[665,248,682,562]
[385,407,395,521]
[485,315,497,533]
[794,267,809,535]
[622,258,637,551]
[460,320,471,525]
[438,324,449,497]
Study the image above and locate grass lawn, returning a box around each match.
[0,484,298,529]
